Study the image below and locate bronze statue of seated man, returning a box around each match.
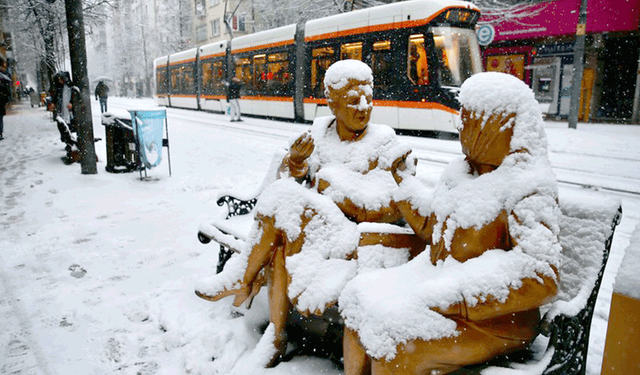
[340,72,561,375]
[196,59,424,367]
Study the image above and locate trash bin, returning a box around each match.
[102,113,139,173]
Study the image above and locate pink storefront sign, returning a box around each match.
[479,0,640,43]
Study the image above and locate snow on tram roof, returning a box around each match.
[199,40,227,59]
[154,56,168,67]
[231,24,296,53]
[304,0,479,41]
[169,48,198,64]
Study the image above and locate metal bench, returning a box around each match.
[197,184,622,374]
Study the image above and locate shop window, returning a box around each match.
[311,46,335,97]
[485,54,525,80]
[340,42,363,61]
[408,34,429,85]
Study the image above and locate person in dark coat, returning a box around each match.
[0,56,11,140]
[51,72,75,129]
[226,76,242,122]
[95,80,109,113]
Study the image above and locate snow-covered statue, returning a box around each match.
[340,72,561,375]
[196,60,422,367]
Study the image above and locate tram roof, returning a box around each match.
[231,24,296,53]
[304,0,479,41]
[200,41,228,59]
[154,56,169,67]
[169,48,198,65]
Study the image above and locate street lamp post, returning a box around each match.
[567,0,588,129]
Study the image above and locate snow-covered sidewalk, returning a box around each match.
[0,97,638,375]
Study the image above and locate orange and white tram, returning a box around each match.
[154,0,483,136]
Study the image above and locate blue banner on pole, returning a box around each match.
[129,110,166,169]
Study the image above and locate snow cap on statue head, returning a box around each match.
[323,60,374,100]
[457,72,548,160]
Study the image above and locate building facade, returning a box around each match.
[477,0,640,123]
[192,0,254,45]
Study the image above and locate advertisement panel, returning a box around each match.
[478,0,640,42]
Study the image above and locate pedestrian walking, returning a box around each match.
[0,56,11,140]
[95,80,109,113]
[28,87,40,107]
[226,76,242,122]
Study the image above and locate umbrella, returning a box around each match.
[94,76,113,82]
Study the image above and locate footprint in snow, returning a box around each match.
[69,264,87,278]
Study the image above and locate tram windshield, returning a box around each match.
[431,27,482,87]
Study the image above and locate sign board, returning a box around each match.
[476,24,495,46]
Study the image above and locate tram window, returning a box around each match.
[340,42,363,61]
[182,64,196,94]
[267,52,291,96]
[372,40,393,90]
[202,60,225,95]
[235,57,251,88]
[311,46,335,98]
[170,67,180,92]
[202,62,213,91]
[253,54,267,91]
[408,34,429,85]
[432,27,482,87]
[156,68,167,94]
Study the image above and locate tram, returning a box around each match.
[154,0,483,136]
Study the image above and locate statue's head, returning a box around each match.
[324,60,374,140]
[458,72,547,167]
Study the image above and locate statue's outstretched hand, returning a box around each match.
[290,132,315,166]
[391,150,413,184]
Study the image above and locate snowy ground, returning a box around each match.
[0,97,638,375]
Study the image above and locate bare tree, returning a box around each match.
[250,0,389,32]
[2,0,114,94]
[471,0,548,26]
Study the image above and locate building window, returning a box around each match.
[196,24,207,43]
[195,0,206,17]
[231,14,246,32]
[211,19,220,37]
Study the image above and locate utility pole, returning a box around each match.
[64,0,97,174]
[567,0,588,129]
[632,51,640,124]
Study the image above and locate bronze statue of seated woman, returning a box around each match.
[340,72,561,375]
